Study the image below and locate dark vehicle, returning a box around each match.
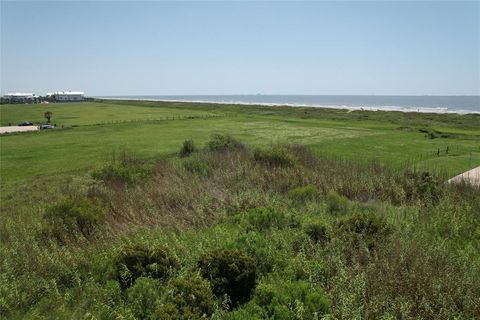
[40,124,55,129]
[18,121,33,126]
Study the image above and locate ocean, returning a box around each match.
[97,95,480,114]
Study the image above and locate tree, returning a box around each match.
[44,111,52,123]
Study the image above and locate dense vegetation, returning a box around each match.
[1,133,479,319]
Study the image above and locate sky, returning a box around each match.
[1,1,479,96]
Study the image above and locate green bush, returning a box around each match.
[243,207,299,231]
[198,249,257,306]
[253,280,330,319]
[336,211,392,251]
[413,171,441,202]
[183,158,210,177]
[179,139,196,158]
[125,277,164,319]
[43,198,104,239]
[207,134,244,151]
[304,221,330,245]
[288,185,318,201]
[426,131,439,139]
[92,162,150,185]
[253,146,296,167]
[326,190,349,214]
[115,244,178,289]
[154,275,216,319]
[234,231,275,274]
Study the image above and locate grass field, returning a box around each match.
[1,100,479,189]
[0,100,479,319]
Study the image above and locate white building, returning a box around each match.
[48,91,85,102]
[4,93,35,103]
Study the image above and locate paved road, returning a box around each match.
[448,166,480,186]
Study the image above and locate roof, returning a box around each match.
[5,93,34,97]
[52,91,85,95]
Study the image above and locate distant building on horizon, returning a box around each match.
[3,93,36,103]
[47,91,85,102]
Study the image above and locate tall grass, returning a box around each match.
[1,137,479,318]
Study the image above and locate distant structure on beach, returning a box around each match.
[46,91,85,102]
[3,92,37,103]
[1,90,85,104]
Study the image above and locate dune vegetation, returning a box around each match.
[0,100,479,319]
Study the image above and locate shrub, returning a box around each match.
[207,134,244,151]
[253,280,330,319]
[427,131,439,139]
[198,249,257,306]
[412,171,441,203]
[43,198,104,239]
[183,158,210,177]
[179,139,196,158]
[243,207,299,231]
[253,146,296,167]
[326,190,349,214]
[92,162,150,185]
[234,231,275,274]
[154,275,216,319]
[336,211,392,251]
[304,221,330,245]
[125,277,164,319]
[115,244,178,289]
[288,185,318,201]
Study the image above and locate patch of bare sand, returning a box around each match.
[0,126,39,134]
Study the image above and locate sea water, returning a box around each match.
[98,95,480,114]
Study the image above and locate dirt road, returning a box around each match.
[0,126,39,134]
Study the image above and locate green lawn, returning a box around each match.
[1,100,479,189]
[0,101,217,126]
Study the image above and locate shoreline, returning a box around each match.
[95,97,480,115]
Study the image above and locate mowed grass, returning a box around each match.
[0,101,217,126]
[1,100,479,189]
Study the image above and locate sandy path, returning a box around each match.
[0,126,39,134]
[448,166,480,186]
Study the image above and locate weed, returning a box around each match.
[252,279,330,319]
[253,146,297,167]
[198,249,257,306]
[183,158,210,177]
[288,184,318,201]
[336,211,393,251]
[115,244,178,289]
[92,152,150,185]
[155,275,216,319]
[304,221,331,245]
[125,277,164,319]
[43,198,104,240]
[401,171,442,204]
[179,139,196,158]
[207,134,244,151]
[234,231,275,274]
[326,190,349,214]
[242,207,299,231]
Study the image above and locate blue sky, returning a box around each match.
[1,1,479,96]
